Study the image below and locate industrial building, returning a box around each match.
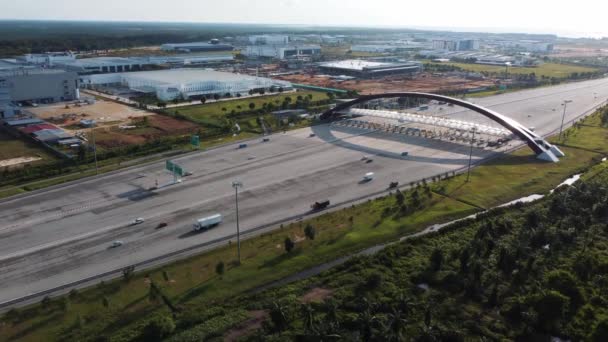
[54,54,234,74]
[351,43,427,53]
[248,34,289,45]
[160,41,234,53]
[0,69,79,104]
[81,69,292,101]
[243,45,321,60]
[318,59,423,78]
[432,39,479,51]
[18,52,77,66]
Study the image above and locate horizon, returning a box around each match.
[0,18,600,40]
[1,0,607,39]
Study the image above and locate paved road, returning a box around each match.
[1,78,608,304]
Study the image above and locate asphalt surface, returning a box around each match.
[1,78,608,304]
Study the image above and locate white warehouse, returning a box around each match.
[82,69,292,101]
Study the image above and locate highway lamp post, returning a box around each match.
[232,180,243,265]
[466,127,476,183]
[559,100,573,142]
[91,127,99,175]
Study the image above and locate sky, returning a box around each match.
[1,0,607,38]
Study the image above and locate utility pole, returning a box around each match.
[91,127,99,175]
[559,100,573,141]
[466,128,476,183]
[232,180,243,265]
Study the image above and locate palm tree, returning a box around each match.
[301,303,317,334]
[384,308,408,341]
[270,301,289,334]
[358,309,377,341]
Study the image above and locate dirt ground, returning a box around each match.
[28,99,153,128]
[300,287,333,303]
[276,73,496,94]
[223,310,269,342]
[92,114,198,149]
[553,45,608,58]
[0,156,42,168]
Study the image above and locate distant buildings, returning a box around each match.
[160,41,234,53]
[248,34,290,45]
[432,39,479,51]
[0,69,79,105]
[318,59,423,78]
[351,42,428,53]
[19,52,76,66]
[81,68,292,101]
[54,55,234,74]
[497,40,554,53]
[243,45,321,60]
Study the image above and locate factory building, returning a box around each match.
[19,52,77,66]
[432,39,479,51]
[55,57,146,74]
[318,59,423,78]
[0,69,79,104]
[248,34,290,45]
[243,45,321,60]
[54,54,234,74]
[82,69,292,101]
[160,41,234,53]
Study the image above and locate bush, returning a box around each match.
[142,314,176,341]
[304,224,316,240]
[284,237,295,253]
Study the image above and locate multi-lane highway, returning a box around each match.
[1,78,608,304]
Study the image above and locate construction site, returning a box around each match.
[274,72,495,94]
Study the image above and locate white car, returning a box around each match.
[363,172,375,181]
[131,217,144,225]
[110,240,124,248]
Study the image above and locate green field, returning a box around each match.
[2,109,608,341]
[0,132,56,166]
[172,90,328,124]
[427,61,599,78]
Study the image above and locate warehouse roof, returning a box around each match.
[319,59,420,71]
[20,123,59,134]
[121,69,289,86]
[3,118,45,127]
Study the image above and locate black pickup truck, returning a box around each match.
[310,200,330,211]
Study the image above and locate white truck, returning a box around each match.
[193,214,223,231]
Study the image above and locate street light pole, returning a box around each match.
[232,180,243,265]
[466,128,476,183]
[91,127,99,175]
[559,100,572,142]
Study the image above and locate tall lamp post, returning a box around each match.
[91,127,99,175]
[466,127,476,183]
[559,100,573,141]
[232,180,243,265]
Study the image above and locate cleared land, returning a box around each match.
[0,132,56,169]
[276,73,495,95]
[28,99,152,129]
[91,115,199,149]
[430,61,598,78]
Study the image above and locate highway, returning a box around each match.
[1,78,608,304]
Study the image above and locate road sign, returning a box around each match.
[191,135,200,148]
[165,160,184,177]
